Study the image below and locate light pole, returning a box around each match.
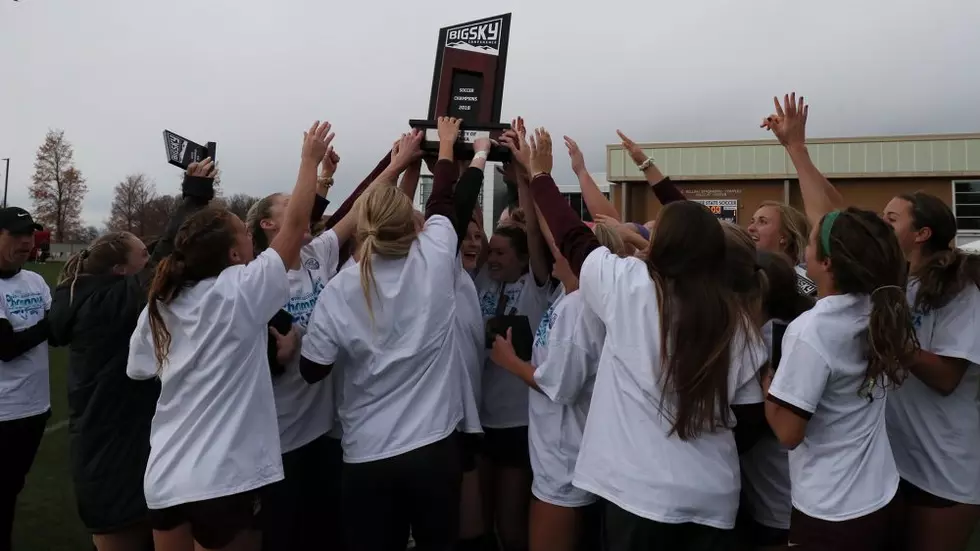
[1,158,9,209]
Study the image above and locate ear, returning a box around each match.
[259,218,277,231]
[913,226,932,245]
[229,247,243,265]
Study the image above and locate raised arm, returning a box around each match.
[452,141,490,249]
[324,148,393,231]
[137,160,217,289]
[617,130,686,206]
[269,121,334,267]
[425,117,462,222]
[763,93,844,228]
[513,124,553,286]
[502,127,598,278]
[565,136,621,220]
[311,147,340,226]
[399,157,423,202]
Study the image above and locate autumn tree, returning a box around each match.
[224,193,259,221]
[30,129,88,242]
[142,194,179,239]
[78,226,101,243]
[108,173,156,236]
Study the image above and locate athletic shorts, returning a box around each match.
[458,431,482,473]
[788,493,903,550]
[482,426,530,469]
[148,491,261,549]
[898,478,960,508]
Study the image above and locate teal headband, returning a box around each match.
[820,210,841,254]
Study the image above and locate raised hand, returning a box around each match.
[187,157,218,179]
[499,129,530,173]
[616,130,647,166]
[438,116,462,143]
[528,128,553,176]
[473,136,492,155]
[761,92,808,150]
[392,129,424,170]
[564,136,587,175]
[320,147,340,178]
[303,121,334,164]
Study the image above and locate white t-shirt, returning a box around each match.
[740,322,792,530]
[571,248,766,529]
[452,264,484,434]
[887,280,980,504]
[127,248,290,509]
[769,293,900,522]
[476,267,552,428]
[0,270,51,422]
[302,215,463,463]
[273,230,341,453]
[529,287,603,507]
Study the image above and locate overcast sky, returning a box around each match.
[2,0,978,227]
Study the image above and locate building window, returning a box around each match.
[561,192,609,222]
[953,181,980,231]
[418,174,483,211]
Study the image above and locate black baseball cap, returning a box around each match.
[0,207,43,234]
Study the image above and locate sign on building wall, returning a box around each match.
[694,199,738,223]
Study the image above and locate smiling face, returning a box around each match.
[747,205,784,254]
[461,220,483,272]
[487,232,527,283]
[881,196,920,257]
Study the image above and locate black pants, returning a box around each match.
[0,410,50,551]
[604,500,735,551]
[262,434,345,551]
[342,434,462,551]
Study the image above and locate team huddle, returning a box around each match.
[0,93,978,551]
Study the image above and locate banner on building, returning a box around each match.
[694,199,738,224]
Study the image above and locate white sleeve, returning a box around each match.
[768,327,830,414]
[420,215,458,256]
[236,248,290,325]
[301,284,340,366]
[929,286,980,365]
[579,246,638,324]
[731,327,767,406]
[534,297,603,405]
[307,229,341,281]
[42,282,52,310]
[0,294,8,321]
[126,308,157,380]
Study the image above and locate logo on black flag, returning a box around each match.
[165,131,189,166]
[445,18,503,56]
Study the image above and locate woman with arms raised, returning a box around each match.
[300,120,474,551]
[521,127,767,551]
[126,120,332,551]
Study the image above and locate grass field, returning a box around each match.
[10,262,980,550]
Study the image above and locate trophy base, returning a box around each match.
[409,120,512,162]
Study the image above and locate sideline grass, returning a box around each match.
[10,262,980,550]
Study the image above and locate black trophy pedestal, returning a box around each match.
[409,120,512,163]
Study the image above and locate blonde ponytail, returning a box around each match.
[354,185,419,324]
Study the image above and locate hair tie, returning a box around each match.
[365,229,378,238]
[871,285,902,296]
[80,249,90,259]
[820,210,841,254]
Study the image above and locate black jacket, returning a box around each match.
[45,173,213,531]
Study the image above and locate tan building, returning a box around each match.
[606,133,980,246]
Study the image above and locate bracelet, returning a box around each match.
[637,158,655,171]
[531,171,549,180]
[317,176,334,188]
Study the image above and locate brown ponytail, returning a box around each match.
[58,232,137,305]
[146,208,239,368]
[897,192,980,313]
[817,208,919,396]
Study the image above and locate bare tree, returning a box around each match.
[142,194,180,239]
[78,226,101,243]
[225,193,259,221]
[29,129,88,242]
[108,173,156,236]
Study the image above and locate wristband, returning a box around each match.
[318,176,334,188]
[473,150,488,161]
[637,158,655,171]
